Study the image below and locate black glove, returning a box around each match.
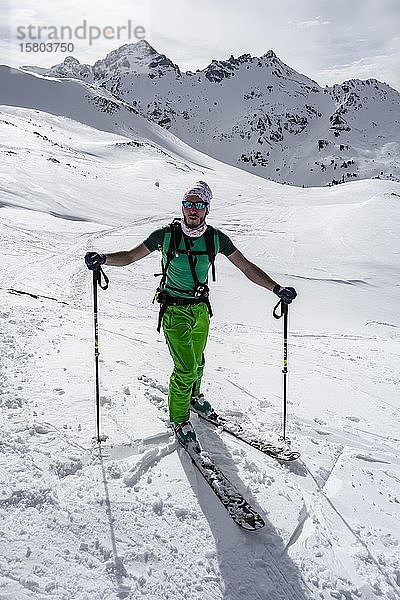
[85,251,106,271]
[273,285,297,304]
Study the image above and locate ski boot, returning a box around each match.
[172,420,198,449]
[190,393,214,418]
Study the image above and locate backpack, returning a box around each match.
[154,219,218,331]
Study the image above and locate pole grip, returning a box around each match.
[273,298,288,319]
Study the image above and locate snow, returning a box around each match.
[0,103,399,600]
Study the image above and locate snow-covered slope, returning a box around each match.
[0,106,399,600]
[26,39,400,187]
[0,64,218,169]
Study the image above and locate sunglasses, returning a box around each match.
[182,200,208,210]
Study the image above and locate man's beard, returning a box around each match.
[183,214,206,229]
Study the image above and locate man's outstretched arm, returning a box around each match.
[85,243,151,270]
[227,249,297,303]
[227,250,278,291]
[105,243,151,266]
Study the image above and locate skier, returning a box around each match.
[85,181,297,447]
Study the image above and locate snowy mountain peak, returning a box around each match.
[198,49,295,83]
[262,49,278,60]
[129,39,159,56]
[92,41,181,78]
[329,77,399,107]
[201,57,239,82]
[227,52,254,65]
[258,49,283,65]
[197,48,316,86]
[97,40,159,64]
[62,55,80,67]
[46,56,94,82]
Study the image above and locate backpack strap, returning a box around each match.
[158,219,182,291]
[182,233,200,289]
[176,224,217,288]
[204,225,216,282]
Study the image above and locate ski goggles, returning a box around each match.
[182,200,209,210]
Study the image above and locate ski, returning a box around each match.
[139,375,300,462]
[192,409,300,462]
[178,436,265,531]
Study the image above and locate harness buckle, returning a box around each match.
[194,284,209,299]
[153,287,168,305]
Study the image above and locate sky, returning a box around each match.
[1,0,400,91]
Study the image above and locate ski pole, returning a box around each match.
[273,299,290,445]
[91,266,109,443]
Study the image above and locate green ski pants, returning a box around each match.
[162,302,210,424]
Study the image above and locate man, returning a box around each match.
[85,181,296,447]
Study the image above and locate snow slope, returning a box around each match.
[23,39,400,187]
[0,64,218,170]
[0,105,399,600]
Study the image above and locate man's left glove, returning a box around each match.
[273,285,297,304]
[85,252,106,271]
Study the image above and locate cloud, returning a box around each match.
[295,16,330,29]
[317,44,400,91]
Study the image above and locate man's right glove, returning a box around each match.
[273,285,297,304]
[85,252,106,271]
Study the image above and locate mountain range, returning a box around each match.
[19,39,400,187]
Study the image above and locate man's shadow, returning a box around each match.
[177,420,310,600]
